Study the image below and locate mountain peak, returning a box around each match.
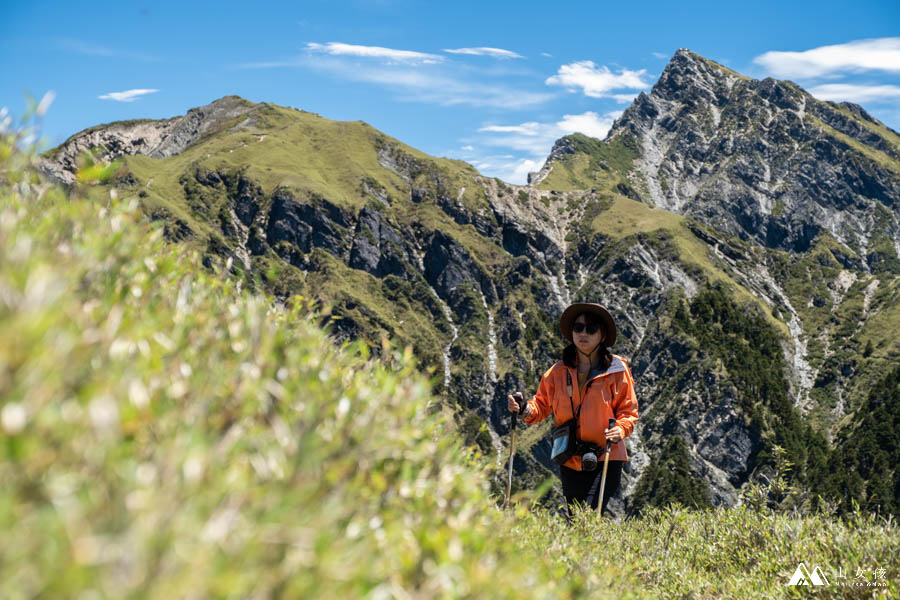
[533,47,900,259]
[650,49,749,105]
[532,50,750,181]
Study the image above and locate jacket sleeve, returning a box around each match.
[612,361,639,438]
[523,365,555,425]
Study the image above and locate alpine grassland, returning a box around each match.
[2,117,898,599]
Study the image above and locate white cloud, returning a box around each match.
[461,145,474,151]
[296,55,552,109]
[541,52,553,58]
[611,93,640,104]
[546,61,652,98]
[305,42,443,63]
[753,37,900,78]
[652,52,669,59]
[62,39,116,57]
[36,91,56,116]
[443,47,523,59]
[556,111,618,139]
[479,110,621,153]
[236,59,302,69]
[509,158,544,183]
[470,110,623,181]
[470,155,543,185]
[239,41,553,109]
[98,89,159,102]
[808,83,900,104]
[478,122,542,136]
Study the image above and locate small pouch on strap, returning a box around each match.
[550,419,577,465]
[550,370,580,466]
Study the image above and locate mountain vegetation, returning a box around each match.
[810,365,900,516]
[29,49,900,518]
[3,133,898,597]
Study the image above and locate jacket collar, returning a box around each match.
[570,355,626,380]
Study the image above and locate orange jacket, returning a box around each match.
[522,355,639,470]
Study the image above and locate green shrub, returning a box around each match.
[0,151,574,598]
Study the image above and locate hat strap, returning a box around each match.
[576,340,604,369]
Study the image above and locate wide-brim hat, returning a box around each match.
[559,302,617,347]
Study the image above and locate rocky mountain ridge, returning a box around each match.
[38,50,900,515]
[545,49,900,263]
[38,96,259,185]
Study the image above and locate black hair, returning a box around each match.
[562,311,613,370]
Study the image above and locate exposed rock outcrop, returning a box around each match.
[606,49,900,259]
[37,96,257,185]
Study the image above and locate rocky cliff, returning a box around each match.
[606,49,900,262]
[39,50,900,515]
[38,96,258,185]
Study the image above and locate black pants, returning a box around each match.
[560,461,624,517]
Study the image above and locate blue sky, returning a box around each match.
[2,0,898,183]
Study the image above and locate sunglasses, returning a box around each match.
[573,322,600,335]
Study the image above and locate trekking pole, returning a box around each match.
[504,392,523,509]
[597,418,617,517]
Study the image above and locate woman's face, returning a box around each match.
[573,314,603,354]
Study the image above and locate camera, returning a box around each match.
[579,444,603,471]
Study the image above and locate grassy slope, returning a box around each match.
[808,114,900,173]
[122,103,484,223]
[535,134,640,192]
[766,230,900,431]
[597,196,784,327]
[94,102,510,385]
[104,103,490,268]
[821,101,900,158]
[3,159,897,599]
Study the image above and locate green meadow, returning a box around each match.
[2,122,898,598]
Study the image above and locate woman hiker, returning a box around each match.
[507,303,639,517]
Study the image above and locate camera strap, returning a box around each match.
[551,369,593,466]
[565,370,592,438]
[566,370,575,418]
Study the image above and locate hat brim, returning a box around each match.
[559,303,617,347]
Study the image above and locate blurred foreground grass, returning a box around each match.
[1,121,897,599]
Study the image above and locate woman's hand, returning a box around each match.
[605,424,624,444]
[507,392,531,417]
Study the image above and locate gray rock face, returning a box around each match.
[424,231,497,304]
[265,190,350,266]
[607,49,900,260]
[37,96,257,185]
[349,206,416,279]
[631,319,756,507]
